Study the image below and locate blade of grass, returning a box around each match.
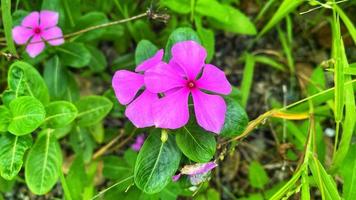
[335,5,356,45]
[1,0,17,56]
[254,55,285,71]
[240,53,255,108]
[277,25,294,74]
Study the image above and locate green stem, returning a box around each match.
[1,0,17,56]
[59,167,73,200]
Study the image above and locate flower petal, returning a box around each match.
[112,70,144,105]
[168,59,186,77]
[131,134,145,151]
[196,64,232,95]
[40,10,58,28]
[12,26,33,44]
[125,90,158,128]
[26,35,45,58]
[21,12,39,28]
[171,40,207,80]
[152,88,190,129]
[181,162,217,175]
[135,49,163,72]
[192,90,226,134]
[144,62,185,93]
[41,27,64,45]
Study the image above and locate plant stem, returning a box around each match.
[1,0,17,56]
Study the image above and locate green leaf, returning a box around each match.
[45,101,78,128]
[248,161,269,189]
[197,1,256,35]
[134,131,181,194]
[220,97,249,138]
[25,129,62,195]
[0,133,32,180]
[8,96,46,136]
[87,45,107,72]
[57,43,91,68]
[135,40,158,66]
[103,156,132,180]
[69,127,95,163]
[340,144,356,200]
[254,55,285,71]
[176,124,216,163]
[44,56,69,100]
[8,61,49,104]
[160,0,190,14]
[1,0,17,55]
[75,12,108,41]
[336,5,356,45]
[164,27,201,61]
[195,16,215,62]
[75,96,113,127]
[66,154,87,200]
[0,106,11,132]
[240,53,256,108]
[258,0,303,37]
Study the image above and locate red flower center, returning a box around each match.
[187,80,196,89]
[33,27,41,34]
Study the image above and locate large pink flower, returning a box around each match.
[145,41,231,133]
[12,11,64,57]
[112,50,163,128]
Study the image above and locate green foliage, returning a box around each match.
[45,101,78,128]
[44,56,69,100]
[135,40,158,66]
[8,96,46,136]
[75,96,113,127]
[57,43,91,68]
[0,106,11,132]
[134,132,181,194]
[340,144,356,200]
[0,133,32,180]
[248,161,269,189]
[25,130,63,195]
[176,124,216,163]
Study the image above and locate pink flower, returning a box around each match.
[112,50,163,127]
[172,162,217,183]
[131,134,145,151]
[12,11,64,57]
[144,41,232,133]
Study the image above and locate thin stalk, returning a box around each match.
[1,0,17,56]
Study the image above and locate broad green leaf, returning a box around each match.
[1,90,15,107]
[220,97,249,138]
[134,132,181,194]
[197,1,256,35]
[66,154,87,200]
[0,133,32,180]
[340,144,356,200]
[75,96,113,127]
[164,27,201,61]
[248,161,269,189]
[8,96,46,136]
[45,101,78,128]
[75,12,108,41]
[259,0,303,37]
[103,156,132,180]
[69,126,95,163]
[0,106,11,132]
[176,124,216,163]
[57,43,91,68]
[25,129,62,195]
[87,45,107,72]
[135,40,158,66]
[160,0,190,14]
[8,61,49,104]
[63,71,80,102]
[44,56,69,100]
[89,122,104,144]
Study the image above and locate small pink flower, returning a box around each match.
[112,50,163,127]
[131,134,145,151]
[172,162,217,183]
[12,11,64,57]
[145,41,232,133]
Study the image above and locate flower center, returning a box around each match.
[33,27,42,34]
[187,80,196,89]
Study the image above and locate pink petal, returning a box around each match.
[39,10,58,29]
[112,70,144,105]
[152,88,190,129]
[12,26,33,44]
[131,134,145,151]
[168,59,186,77]
[192,90,226,134]
[41,27,64,45]
[135,49,164,72]
[171,40,207,80]
[172,174,182,182]
[181,162,217,175]
[26,35,45,58]
[196,64,232,95]
[21,12,39,28]
[144,62,186,93]
[125,90,158,128]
